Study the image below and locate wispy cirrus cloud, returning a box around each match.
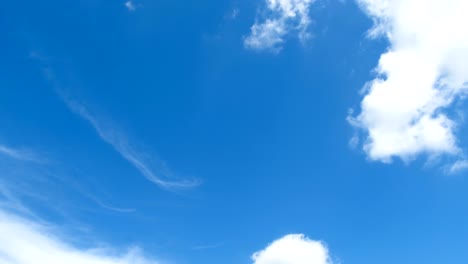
[0,145,42,163]
[251,234,333,264]
[0,143,138,216]
[30,52,199,191]
[80,191,136,214]
[58,93,199,190]
[0,209,158,264]
[244,0,315,52]
[349,0,468,167]
[0,148,154,263]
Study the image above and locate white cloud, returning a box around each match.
[59,94,199,190]
[0,209,157,264]
[125,1,136,11]
[349,0,468,163]
[251,234,333,264]
[244,0,315,52]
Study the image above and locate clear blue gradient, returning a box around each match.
[1,0,468,264]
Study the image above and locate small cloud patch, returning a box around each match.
[251,234,333,264]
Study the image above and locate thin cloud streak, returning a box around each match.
[0,145,41,163]
[83,193,136,214]
[0,183,37,218]
[59,94,199,190]
[32,56,199,190]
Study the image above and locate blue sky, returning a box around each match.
[1,0,468,264]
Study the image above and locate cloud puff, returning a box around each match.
[244,0,315,52]
[0,209,157,264]
[125,1,136,11]
[349,0,468,163]
[251,234,333,264]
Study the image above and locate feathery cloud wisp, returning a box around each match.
[0,209,157,264]
[244,0,315,52]
[349,0,468,163]
[34,54,198,189]
[59,95,199,190]
[251,234,333,264]
[0,145,40,163]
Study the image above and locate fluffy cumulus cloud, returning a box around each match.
[0,210,157,264]
[349,0,468,163]
[244,0,315,52]
[251,234,333,264]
